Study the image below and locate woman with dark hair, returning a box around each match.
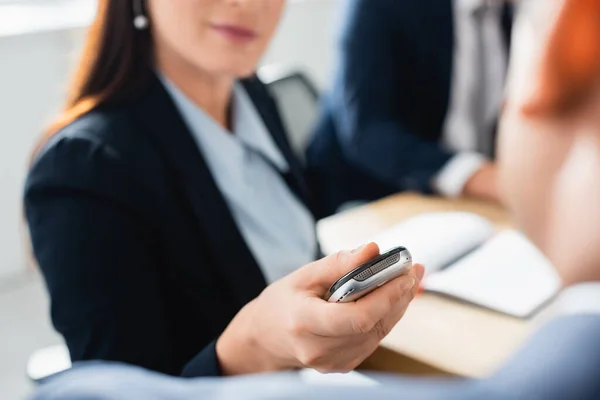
[24,0,423,378]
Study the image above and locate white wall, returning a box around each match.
[263,0,340,88]
[0,28,86,280]
[0,0,340,280]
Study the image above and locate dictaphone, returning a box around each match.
[326,246,413,303]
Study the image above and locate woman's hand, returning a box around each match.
[216,243,425,375]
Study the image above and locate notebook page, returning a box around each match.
[370,212,495,274]
[424,230,561,318]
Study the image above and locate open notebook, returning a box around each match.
[370,213,561,318]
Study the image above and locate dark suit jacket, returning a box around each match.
[306,0,513,215]
[31,314,600,400]
[24,73,319,377]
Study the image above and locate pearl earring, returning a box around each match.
[133,0,149,30]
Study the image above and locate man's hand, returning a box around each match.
[463,162,501,203]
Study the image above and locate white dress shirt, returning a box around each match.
[434,0,509,197]
[532,281,600,328]
[553,282,600,316]
[160,74,318,284]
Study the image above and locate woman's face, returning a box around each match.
[498,0,600,283]
[148,0,285,77]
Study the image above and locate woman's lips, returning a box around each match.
[210,23,258,43]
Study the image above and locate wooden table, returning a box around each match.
[317,193,536,378]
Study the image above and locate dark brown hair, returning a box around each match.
[39,0,153,150]
[524,0,600,117]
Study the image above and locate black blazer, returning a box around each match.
[306,0,513,215]
[24,73,319,377]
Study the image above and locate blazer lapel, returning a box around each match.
[241,77,315,216]
[243,76,324,258]
[129,74,267,307]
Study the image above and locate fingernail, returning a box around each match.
[351,244,367,254]
[402,278,416,292]
[417,284,425,297]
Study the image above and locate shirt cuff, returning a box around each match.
[553,282,600,316]
[432,152,488,198]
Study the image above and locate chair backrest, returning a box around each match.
[260,67,320,162]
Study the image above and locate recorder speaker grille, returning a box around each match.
[354,269,373,282]
[369,253,401,275]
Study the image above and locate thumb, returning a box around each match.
[296,242,380,294]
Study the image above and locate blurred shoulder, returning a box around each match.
[38,106,149,162]
[341,0,426,16]
[26,105,160,194]
[31,362,185,400]
[335,0,426,44]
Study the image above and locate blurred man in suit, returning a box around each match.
[29,0,600,398]
[307,0,513,215]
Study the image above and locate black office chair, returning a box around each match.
[260,65,320,163]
